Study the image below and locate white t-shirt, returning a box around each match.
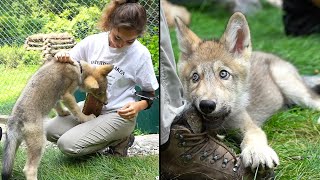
[69,32,159,113]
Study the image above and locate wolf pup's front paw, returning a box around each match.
[241,145,279,170]
[58,110,71,117]
[78,114,96,123]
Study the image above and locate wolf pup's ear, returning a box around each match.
[84,76,99,90]
[97,64,114,77]
[175,16,201,56]
[220,12,252,59]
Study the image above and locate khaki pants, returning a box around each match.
[45,106,136,157]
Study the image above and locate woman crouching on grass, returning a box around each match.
[45,0,159,157]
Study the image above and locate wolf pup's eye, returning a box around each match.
[192,72,200,83]
[219,70,230,80]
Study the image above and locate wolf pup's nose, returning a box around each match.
[199,100,216,114]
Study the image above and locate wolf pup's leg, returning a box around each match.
[233,111,279,170]
[23,127,46,180]
[54,101,71,116]
[269,60,320,123]
[2,124,22,180]
[62,82,95,123]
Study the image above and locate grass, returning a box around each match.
[168,2,320,179]
[0,144,158,180]
[0,64,158,179]
[0,65,40,115]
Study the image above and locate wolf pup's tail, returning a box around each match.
[2,124,21,180]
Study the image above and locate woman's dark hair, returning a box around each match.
[98,0,147,34]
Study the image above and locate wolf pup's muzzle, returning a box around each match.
[199,100,216,114]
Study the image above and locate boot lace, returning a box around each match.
[175,131,241,173]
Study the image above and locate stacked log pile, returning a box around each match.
[24,33,76,62]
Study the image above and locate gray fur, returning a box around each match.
[2,59,113,180]
[175,12,320,171]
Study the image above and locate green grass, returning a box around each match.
[0,65,40,115]
[0,64,159,179]
[169,2,320,179]
[0,144,159,180]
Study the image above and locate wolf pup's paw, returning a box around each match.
[58,110,71,117]
[78,114,96,123]
[241,145,279,170]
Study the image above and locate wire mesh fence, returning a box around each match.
[0,0,159,115]
[0,0,159,45]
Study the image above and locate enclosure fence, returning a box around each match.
[0,0,159,45]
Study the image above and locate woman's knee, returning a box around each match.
[57,136,82,157]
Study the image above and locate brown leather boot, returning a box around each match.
[160,105,275,180]
[107,134,135,157]
[161,124,253,180]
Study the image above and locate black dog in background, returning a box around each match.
[283,0,320,36]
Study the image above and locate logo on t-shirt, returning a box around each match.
[90,60,110,65]
[114,66,125,76]
[91,60,125,76]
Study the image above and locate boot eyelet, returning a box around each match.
[181,154,192,163]
[175,133,180,139]
[233,163,239,172]
[186,154,192,160]
[221,158,228,168]
[200,155,206,161]
[179,134,184,139]
[203,151,208,156]
[178,141,186,147]
[233,167,238,172]
[213,155,218,161]
[200,151,208,161]
[223,158,228,164]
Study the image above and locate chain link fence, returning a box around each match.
[0,0,159,115]
[0,0,159,45]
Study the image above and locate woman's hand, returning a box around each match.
[54,51,74,64]
[117,101,148,120]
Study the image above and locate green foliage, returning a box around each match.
[0,46,42,68]
[0,16,20,45]
[133,128,145,136]
[22,50,43,66]
[70,6,101,40]
[42,6,101,41]
[139,30,159,75]
[42,13,73,34]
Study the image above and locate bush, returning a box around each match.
[42,6,101,41]
[42,13,73,34]
[70,6,101,40]
[0,15,46,45]
[0,16,20,45]
[139,30,159,75]
[22,50,43,65]
[0,45,42,68]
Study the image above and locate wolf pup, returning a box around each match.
[175,12,320,171]
[2,59,113,180]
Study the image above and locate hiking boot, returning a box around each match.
[160,104,276,180]
[107,134,135,157]
[161,124,253,180]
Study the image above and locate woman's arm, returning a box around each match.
[117,90,155,120]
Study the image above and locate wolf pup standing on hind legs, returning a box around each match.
[175,12,320,171]
[2,58,113,180]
